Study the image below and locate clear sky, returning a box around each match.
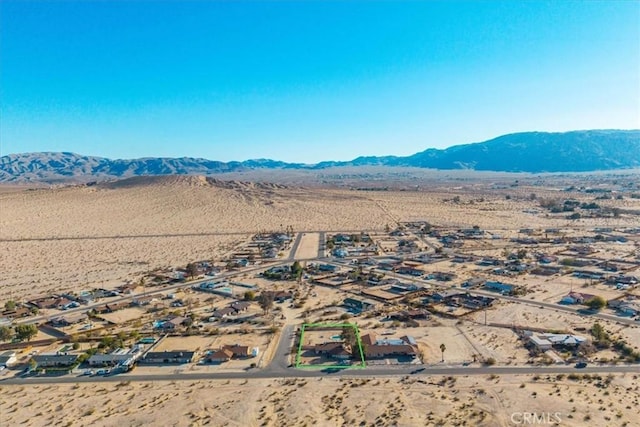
[1,1,638,163]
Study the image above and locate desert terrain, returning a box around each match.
[1,373,639,427]
[1,171,640,426]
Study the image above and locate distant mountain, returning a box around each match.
[1,130,638,183]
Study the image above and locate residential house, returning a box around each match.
[527,332,587,350]
[273,291,293,303]
[462,278,486,288]
[618,302,640,316]
[543,334,587,347]
[1,307,31,319]
[318,264,338,272]
[365,344,417,359]
[343,297,376,313]
[359,333,418,359]
[606,275,638,286]
[230,301,250,313]
[389,283,420,294]
[426,271,456,282]
[116,282,138,294]
[609,300,640,316]
[333,234,352,243]
[427,290,465,303]
[360,333,377,346]
[96,301,131,314]
[32,354,78,368]
[132,295,160,306]
[210,307,237,319]
[573,271,604,280]
[483,281,515,294]
[332,248,349,258]
[203,348,234,363]
[531,266,562,276]
[203,344,252,363]
[396,266,424,277]
[313,342,352,360]
[560,292,597,305]
[158,316,189,330]
[528,335,553,351]
[387,309,430,321]
[48,312,88,327]
[88,354,134,367]
[223,344,250,358]
[141,351,195,364]
[28,296,74,311]
[377,259,402,271]
[537,255,558,264]
[476,258,503,267]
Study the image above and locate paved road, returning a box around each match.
[318,232,326,259]
[288,233,303,261]
[2,364,637,386]
[265,324,295,374]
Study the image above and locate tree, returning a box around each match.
[590,322,606,341]
[517,249,528,260]
[291,261,303,281]
[186,263,198,280]
[4,300,16,311]
[340,326,357,351]
[0,325,12,342]
[258,291,275,315]
[586,296,606,311]
[439,343,446,362]
[244,291,256,301]
[14,324,38,342]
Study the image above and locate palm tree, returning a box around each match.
[440,343,446,362]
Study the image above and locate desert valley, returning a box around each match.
[0,169,639,426]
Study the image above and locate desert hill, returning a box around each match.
[1,130,638,183]
[97,175,288,191]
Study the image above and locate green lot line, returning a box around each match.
[296,322,366,370]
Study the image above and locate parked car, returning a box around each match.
[575,362,587,369]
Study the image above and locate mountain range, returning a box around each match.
[1,130,639,183]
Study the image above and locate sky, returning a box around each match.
[1,1,639,163]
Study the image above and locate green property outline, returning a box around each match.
[295,322,366,369]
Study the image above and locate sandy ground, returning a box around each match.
[1,374,638,427]
[294,233,320,260]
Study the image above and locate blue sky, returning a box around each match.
[1,1,638,163]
